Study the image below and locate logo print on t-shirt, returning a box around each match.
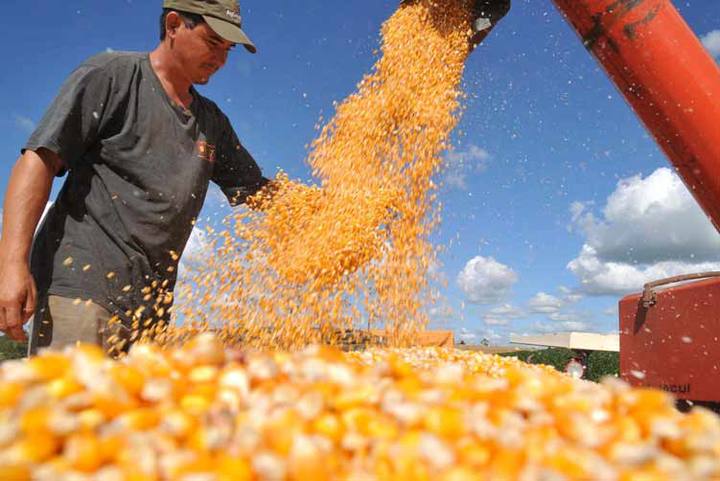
[197,141,216,163]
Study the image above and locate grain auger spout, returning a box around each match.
[399,0,511,50]
[468,0,511,48]
[551,0,720,232]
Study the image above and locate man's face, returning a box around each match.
[173,17,236,85]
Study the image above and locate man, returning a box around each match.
[0,0,270,355]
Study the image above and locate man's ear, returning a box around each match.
[165,11,183,40]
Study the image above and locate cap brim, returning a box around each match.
[203,15,257,54]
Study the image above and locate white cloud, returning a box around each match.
[532,320,592,334]
[457,256,518,304]
[14,115,35,134]
[558,321,591,331]
[483,303,524,326]
[528,292,564,314]
[568,168,720,295]
[458,328,477,342]
[558,286,584,304]
[575,169,720,263]
[428,301,455,322]
[568,245,720,295]
[522,289,594,333]
[456,328,504,345]
[475,328,504,344]
[427,258,449,286]
[526,289,584,329]
[701,30,720,58]
[484,317,509,326]
[548,311,586,323]
[603,306,618,317]
[487,304,524,318]
[444,170,468,191]
[443,144,490,190]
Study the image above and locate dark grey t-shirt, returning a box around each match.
[25,52,268,325]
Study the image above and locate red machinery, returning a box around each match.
[619,273,720,403]
[549,0,720,404]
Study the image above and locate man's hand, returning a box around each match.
[0,256,35,342]
[0,148,60,343]
[246,178,284,211]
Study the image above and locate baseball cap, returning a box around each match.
[163,0,257,53]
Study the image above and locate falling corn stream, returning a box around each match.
[2,1,720,480]
[169,0,474,349]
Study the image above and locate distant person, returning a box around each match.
[0,0,271,355]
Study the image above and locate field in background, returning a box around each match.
[0,338,620,383]
[501,347,620,382]
[457,344,620,381]
[456,345,526,355]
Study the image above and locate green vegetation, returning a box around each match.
[0,336,27,361]
[502,348,619,382]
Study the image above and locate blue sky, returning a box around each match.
[1,1,719,344]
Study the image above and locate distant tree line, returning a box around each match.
[0,337,27,361]
[502,348,620,382]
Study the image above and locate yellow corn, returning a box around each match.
[2,335,720,480]
[0,465,31,481]
[64,433,103,472]
[3,0,719,480]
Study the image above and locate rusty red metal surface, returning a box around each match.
[619,276,720,401]
[551,0,720,232]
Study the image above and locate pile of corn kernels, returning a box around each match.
[1,333,719,481]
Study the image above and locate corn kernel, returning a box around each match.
[217,455,252,481]
[3,2,720,479]
[15,434,59,463]
[0,382,23,409]
[0,465,31,481]
[64,433,103,472]
[110,364,145,397]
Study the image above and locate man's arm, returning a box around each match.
[212,115,271,208]
[245,178,282,211]
[0,148,62,341]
